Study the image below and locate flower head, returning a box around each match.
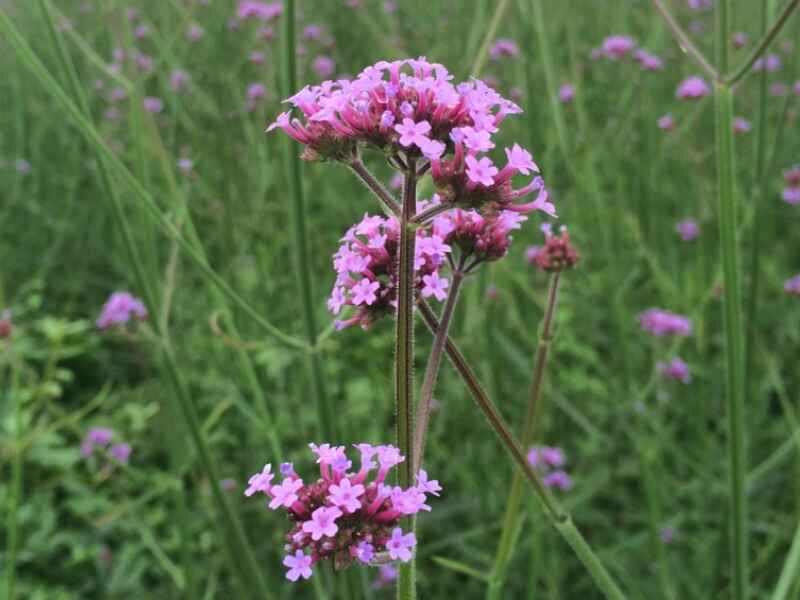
[598,35,636,60]
[638,309,692,337]
[676,218,700,241]
[658,114,676,131]
[785,274,800,296]
[0,309,12,339]
[658,357,692,384]
[96,292,147,330]
[530,225,579,272]
[676,76,710,100]
[283,550,313,581]
[489,39,520,61]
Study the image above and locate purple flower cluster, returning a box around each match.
[81,427,132,464]
[675,218,700,241]
[527,446,572,490]
[676,76,710,101]
[785,274,800,296]
[638,308,692,337]
[782,165,800,205]
[328,210,451,330]
[0,309,12,340]
[592,36,664,71]
[526,224,579,273]
[657,358,692,384]
[489,39,520,61]
[267,58,552,216]
[244,444,440,580]
[236,1,282,22]
[96,292,148,330]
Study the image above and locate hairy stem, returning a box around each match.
[349,156,402,217]
[417,301,626,600]
[487,271,561,600]
[396,159,417,600]
[651,0,720,81]
[412,267,465,473]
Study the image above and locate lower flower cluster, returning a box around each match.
[245,443,440,581]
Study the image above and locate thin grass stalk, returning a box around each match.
[396,159,418,600]
[412,266,465,473]
[771,519,800,600]
[469,0,511,77]
[281,0,334,440]
[417,301,627,600]
[745,0,771,416]
[27,6,271,596]
[715,2,748,598]
[486,271,561,600]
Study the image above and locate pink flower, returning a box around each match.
[688,0,713,10]
[658,114,676,131]
[543,471,572,490]
[237,1,282,21]
[504,144,539,175]
[415,469,442,496]
[753,54,781,72]
[794,81,800,95]
[244,464,274,496]
[283,550,313,581]
[732,117,751,134]
[0,309,12,339]
[638,308,692,337]
[394,118,432,149]
[634,49,664,71]
[269,478,304,510]
[386,528,416,562]
[143,97,164,113]
[350,279,380,306]
[187,23,204,42]
[732,32,748,48]
[328,478,365,513]
[302,506,343,540]
[785,274,800,296]
[170,70,190,91]
[558,83,574,103]
[599,35,636,60]
[676,218,700,241]
[421,272,449,301]
[97,292,147,329]
[782,187,800,205]
[676,76,710,100]
[465,155,498,187]
[460,127,495,153]
[489,38,520,61]
[247,83,267,101]
[312,55,335,78]
[658,357,692,384]
[109,443,132,464]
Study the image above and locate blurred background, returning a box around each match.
[1,0,800,598]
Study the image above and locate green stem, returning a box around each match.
[470,0,511,77]
[4,355,21,600]
[417,301,626,600]
[716,1,748,595]
[396,159,417,600]
[724,0,800,86]
[651,0,719,80]
[412,267,465,473]
[348,156,402,217]
[771,518,800,600]
[486,272,561,600]
[281,0,334,440]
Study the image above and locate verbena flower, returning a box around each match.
[658,114,676,131]
[634,49,664,71]
[753,54,781,72]
[244,444,440,579]
[527,445,572,490]
[530,224,579,272]
[596,35,636,60]
[558,84,574,104]
[782,187,800,205]
[732,32,748,48]
[657,357,692,384]
[96,292,148,330]
[266,58,551,215]
[687,0,713,10]
[783,165,800,186]
[489,39,520,61]
[143,97,164,114]
[81,427,114,456]
[675,218,700,241]
[676,76,710,100]
[732,117,751,134]
[638,308,692,337]
[785,274,800,296]
[0,309,12,339]
[328,210,451,330]
[237,1,282,21]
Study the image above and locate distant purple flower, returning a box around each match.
[15,159,31,174]
[676,218,700,241]
[782,187,800,205]
[638,308,692,337]
[247,83,267,101]
[373,565,398,588]
[657,357,692,384]
[134,53,153,73]
[770,83,788,97]
[220,478,237,492]
[543,471,572,490]
[732,117,751,134]
[753,54,781,72]
[81,427,114,457]
[688,0,713,10]
[676,76,710,100]
[109,443,132,464]
[599,35,636,60]
[187,23,204,42]
[249,51,265,65]
[794,81,800,95]
[785,166,800,186]
[558,83,574,104]
[97,292,148,329]
[283,550,313,581]
[170,69,190,92]
[525,245,541,264]
[661,526,678,543]
[0,309,12,340]
[785,274,800,296]
[490,38,520,61]
[732,32,748,48]
[634,49,664,71]
[109,87,127,102]
[312,55,335,78]
[237,1,282,21]
[178,158,194,173]
[658,114,676,131]
[143,97,163,114]
[134,24,150,39]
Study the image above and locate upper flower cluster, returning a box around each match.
[591,36,664,71]
[96,292,148,330]
[267,58,552,215]
[526,224,579,273]
[527,445,572,490]
[328,210,452,330]
[244,443,440,580]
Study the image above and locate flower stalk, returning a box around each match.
[396,157,418,600]
[487,271,561,600]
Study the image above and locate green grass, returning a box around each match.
[2,0,800,598]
